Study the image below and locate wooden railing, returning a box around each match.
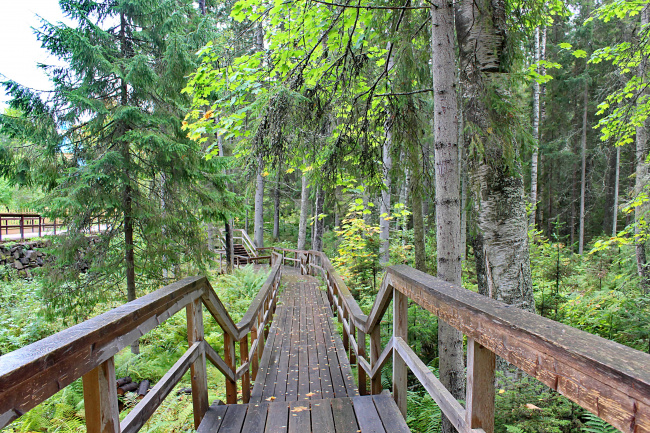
[0,254,284,432]
[0,213,61,241]
[294,249,650,433]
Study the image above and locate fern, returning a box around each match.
[505,426,526,433]
[582,412,619,433]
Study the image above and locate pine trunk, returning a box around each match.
[254,159,265,248]
[431,2,464,431]
[579,81,588,255]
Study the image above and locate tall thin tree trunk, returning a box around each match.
[636,6,650,291]
[530,26,541,229]
[400,168,409,245]
[613,145,620,236]
[409,148,426,272]
[334,185,342,230]
[120,11,138,355]
[579,81,588,255]
[298,170,309,250]
[431,2,464,431]
[273,164,281,241]
[313,187,324,251]
[380,133,393,264]
[254,156,265,248]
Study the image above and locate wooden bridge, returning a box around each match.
[1,247,650,432]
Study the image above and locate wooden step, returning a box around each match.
[197,394,410,432]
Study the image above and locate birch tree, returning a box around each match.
[456,0,535,312]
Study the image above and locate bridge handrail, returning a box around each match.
[0,254,284,432]
[294,249,650,433]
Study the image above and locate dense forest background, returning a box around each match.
[0,0,649,431]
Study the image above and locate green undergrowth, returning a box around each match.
[1,264,270,433]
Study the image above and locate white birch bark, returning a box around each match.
[456,0,534,314]
[530,26,541,229]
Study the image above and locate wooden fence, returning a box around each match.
[0,213,59,241]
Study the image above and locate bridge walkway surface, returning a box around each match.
[197,269,410,432]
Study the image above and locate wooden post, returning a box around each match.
[466,338,496,433]
[20,215,24,240]
[349,319,356,364]
[370,326,382,394]
[251,325,259,381]
[342,310,350,352]
[240,334,251,403]
[224,331,238,404]
[358,328,367,395]
[186,298,209,428]
[82,357,120,433]
[257,310,265,366]
[38,216,42,237]
[393,288,408,417]
[53,218,57,234]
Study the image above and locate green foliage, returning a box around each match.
[581,412,618,433]
[494,374,581,433]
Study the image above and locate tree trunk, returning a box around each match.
[380,133,393,264]
[273,164,281,241]
[455,0,534,312]
[530,26,541,229]
[579,81,588,255]
[298,170,309,250]
[334,185,342,230]
[409,148,426,272]
[636,6,650,291]
[254,156,265,248]
[224,219,234,273]
[613,145,620,236]
[120,11,138,355]
[313,186,324,252]
[431,2,464,431]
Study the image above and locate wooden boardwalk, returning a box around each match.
[198,270,410,432]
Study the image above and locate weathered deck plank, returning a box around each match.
[199,269,410,433]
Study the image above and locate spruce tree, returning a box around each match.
[1,0,236,331]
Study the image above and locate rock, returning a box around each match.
[14,261,23,270]
[19,258,29,265]
[12,252,20,260]
[36,257,43,266]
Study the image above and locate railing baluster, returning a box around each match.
[187,297,209,428]
[370,326,382,394]
[358,328,367,395]
[466,338,496,433]
[251,324,259,381]
[348,317,356,364]
[393,288,408,417]
[82,356,120,433]
[224,331,238,404]
[240,335,250,403]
